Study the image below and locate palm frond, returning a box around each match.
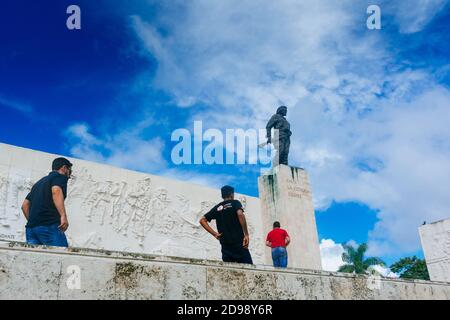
[364,257,385,267]
[342,252,353,264]
[338,264,355,273]
[356,243,368,261]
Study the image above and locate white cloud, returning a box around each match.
[162,168,235,190]
[0,95,33,114]
[68,0,450,259]
[297,87,450,256]
[320,239,399,277]
[67,123,101,146]
[370,265,399,278]
[320,239,345,272]
[65,122,236,192]
[65,121,167,173]
[384,0,448,33]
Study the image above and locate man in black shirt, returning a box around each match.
[200,185,253,264]
[21,157,73,247]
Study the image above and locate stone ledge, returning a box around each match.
[1,240,449,285]
[1,240,450,300]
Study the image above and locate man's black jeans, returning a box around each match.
[221,243,253,264]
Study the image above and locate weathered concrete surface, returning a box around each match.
[419,218,450,283]
[1,242,449,300]
[258,165,322,270]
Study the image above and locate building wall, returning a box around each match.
[1,243,449,300]
[0,143,266,264]
[419,219,450,283]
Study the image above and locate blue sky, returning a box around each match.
[1,0,450,268]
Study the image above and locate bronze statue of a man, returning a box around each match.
[266,106,291,166]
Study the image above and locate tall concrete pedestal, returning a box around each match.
[258,165,322,270]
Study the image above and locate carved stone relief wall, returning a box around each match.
[0,143,266,264]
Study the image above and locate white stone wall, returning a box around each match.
[1,243,449,300]
[419,219,450,283]
[0,143,266,264]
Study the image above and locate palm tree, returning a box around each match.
[338,243,385,274]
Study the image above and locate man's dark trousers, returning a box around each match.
[221,243,253,264]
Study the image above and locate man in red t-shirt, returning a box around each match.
[265,221,291,268]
